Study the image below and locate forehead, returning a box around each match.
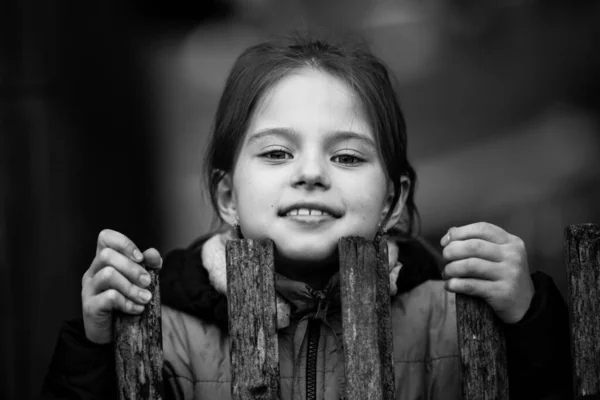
[246,68,372,139]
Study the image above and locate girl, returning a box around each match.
[43,36,572,399]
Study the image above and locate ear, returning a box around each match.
[382,176,411,231]
[216,173,238,226]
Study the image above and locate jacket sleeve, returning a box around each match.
[41,318,118,400]
[504,271,573,400]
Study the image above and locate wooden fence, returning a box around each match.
[113,223,600,399]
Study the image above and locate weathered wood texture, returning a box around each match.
[226,239,280,400]
[339,237,396,400]
[565,223,600,397]
[456,294,509,400]
[114,267,164,400]
[374,238,396,399]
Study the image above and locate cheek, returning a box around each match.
[343,173,389,216]
[232,169,277,219]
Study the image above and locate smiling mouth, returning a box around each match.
[279,205,342,220]
[285,208,333,217]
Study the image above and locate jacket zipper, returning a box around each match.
[306,288,329,400]
[306,318,320,400]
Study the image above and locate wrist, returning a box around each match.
[506,278,536,325]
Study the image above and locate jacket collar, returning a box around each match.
[159,231,442,333]
[200,231,403,329]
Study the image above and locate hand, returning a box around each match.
[81,229,162,344]
[440,222,535,324]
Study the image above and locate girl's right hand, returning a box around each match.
[81,229,162,344]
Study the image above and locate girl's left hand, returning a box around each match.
[440,222,535,324]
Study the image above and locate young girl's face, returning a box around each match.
[223,68,400,264]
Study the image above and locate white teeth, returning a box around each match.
[285,208,331,217]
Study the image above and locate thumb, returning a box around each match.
[142,248,162,270]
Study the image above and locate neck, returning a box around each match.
[274,254,339,291]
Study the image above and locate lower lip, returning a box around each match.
[283,215,336,225]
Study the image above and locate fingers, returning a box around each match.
[442,239,503,262]
[444,278,496,298]
[441,222,510,246]
[87,247,151,288]
[96,229,143,262]
[142,248,162,270]
[443,258,502,281]
[84,289,145,317]
[89,266,153,305]
[82,230,157,344]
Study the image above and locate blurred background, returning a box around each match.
[2,0,599,398]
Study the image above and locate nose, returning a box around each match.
[291,152,331,190]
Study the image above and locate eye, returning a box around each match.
[261,149,293,161]
[331,153,364,165]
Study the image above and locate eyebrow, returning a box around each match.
[246,128,377,149]
[246,128,299,144]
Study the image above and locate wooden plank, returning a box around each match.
[114,267,164,400]
[456,294,509,400]
[339,236,396,400]
[374,237,396,399]
[565,223,600,398]
[226,239,280,400]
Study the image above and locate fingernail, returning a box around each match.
[440,233,449,246]
[132,304,144,313]
[139,290,152,302]
[140,273,151,287]
[133,249,143,261]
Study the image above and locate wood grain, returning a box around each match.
[565,223,600,398]
[114,267,164,400]
[226,239,280,400]
[456,293,509,400]
[339,236,395,400]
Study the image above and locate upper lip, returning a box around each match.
[279,202,343,218]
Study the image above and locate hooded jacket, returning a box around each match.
[42,233,573,400]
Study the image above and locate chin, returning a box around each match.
[274,239,338,264]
